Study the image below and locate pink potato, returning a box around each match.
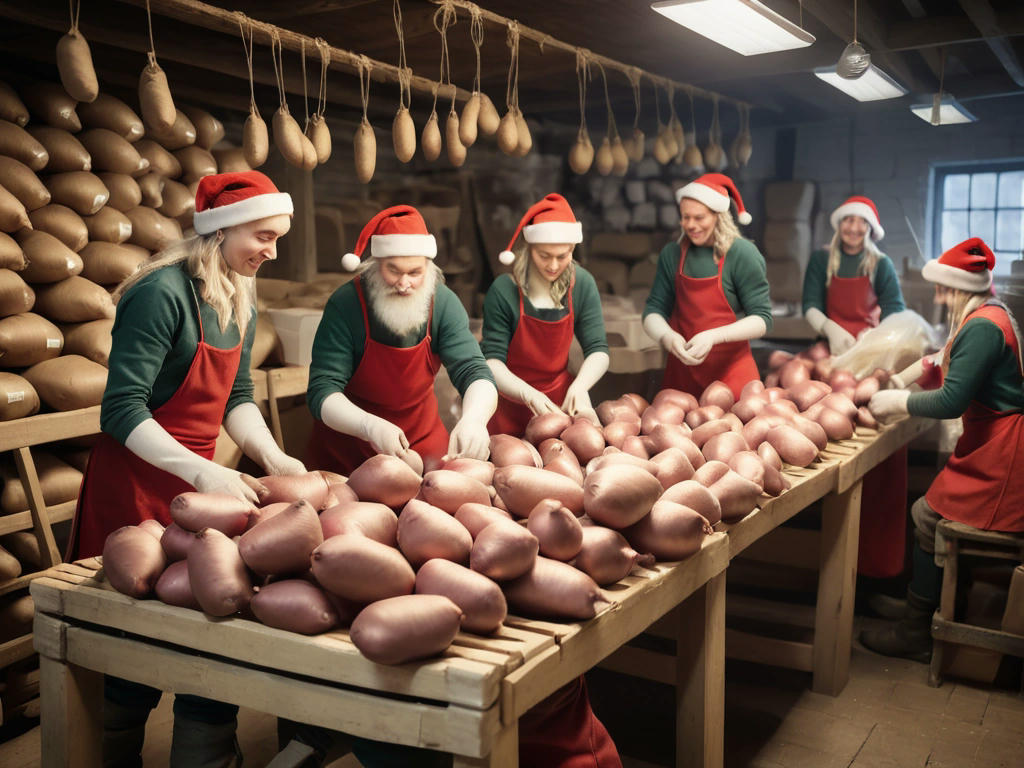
[415,558,507,634]
[790,414,829,451]
[560,419,606,464]
[454,502,514,538]
[708,469,763,523]
[160,522,196,562]
[169,492,257,536]
[853,376,881,406]
[652,388,698,413]
[766,350,793,370]
[649,447,696,489]
[346,455,422,508]
[154,559,198,609]
[440,456,495,486]
[699,380,735,412]
[525,411,572,445]
[489,434,541,467]
[572,526,654,585]
[493,465,585,517]
[397,499,473,569]
[740,379,766,399]
[819,392,858,420]
[779,359,810,389]
[103,525,167,598]
[641,402,686,434]
[256,471,332,510]
[596,397,640,426]
[319,501,399,546]
[350,594,463,665]
[623,500,713,561]
[527,499,584,561]
[684,405,725,429]
[586,450,658,476]
[503,556,611,620]
[603,419,641,448]
[756,441,783,470]
[815,407,855,441]
[621,435,650,459]
[419,470,491,513]
[701,431,749,464]
[238,499,323,577]
[138,519,165,540]
[470,520,539,581]
[582,465,662,528]
[310,534,415,604]
[187,527,253,616]
[765,424,819,467]
[660,479,722,525]
[690,419,733,448]
[856,406,878,429]
[728,451,766,489]
[730,396,767,423]
[250,579,340,635]
[544,455,585,485]
[621,393,649,413]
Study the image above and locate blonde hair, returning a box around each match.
[113,233,255,336]
[511,244,575,308]
[680,208,741,261]
[825,228,882,286]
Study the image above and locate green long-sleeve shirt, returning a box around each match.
[480,266,609,364]
[101,263,255,444]
[801,248,906,319]
[307,279,494,420]
[908,316,1024,419]
[642,238,773,330]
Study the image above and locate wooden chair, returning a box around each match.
[929,519,1024,687]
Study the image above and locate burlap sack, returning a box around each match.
[28,204,88,251]
[32,276,115,323]
[0,80,29,127]
[0,119,49,171]
[181,105,224,150]
[0,269,34,317]
[16,229,84,284]
[137,172,164,208]
[0,157,50,211]
[0,184,31,234]
[0,451,83,513]
[97,172,142,212]
[145,109,197,151]
[82,207,132,244]
[21,82,81,132]
[77,94,144,142]
[44,171,109,216]
[0,312,63,367]
[158,178,194,220]
[134,139,182,178]
[60,317,113,366]
[25,125,90,173]
[79,128,147,175]
[0,544,20,581]
[174,145,217,184]
[0,232,26,270]
[79,242,147,285]
[211,146,251,173]
[0,371,39,420]
[23,354,107,411]
[126,206,182,252]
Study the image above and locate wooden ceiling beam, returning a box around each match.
[957,0,1024,87]
[800,0,926,92]
[886,12,1024,52]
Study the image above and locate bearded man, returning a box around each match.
[307,205,496,474]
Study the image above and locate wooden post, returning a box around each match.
[452,721,518,768]
[15,446,62,567]
[813,481,862,695]
[676,573,725,768]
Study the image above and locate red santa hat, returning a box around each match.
[922,237,995,293]
[341,205,437,272]
[674,173,751,225]
[192,171,293,235]
[498,193,583,266]
[830,196,885,241]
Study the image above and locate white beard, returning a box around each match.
[362,261,439,336]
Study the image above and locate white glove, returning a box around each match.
[868,390,910,422]
[320,391,409,456]
[448,379,498,460]
[224,402,306,476]
[562,351,609,424]
[487,359,560,415]
[683,329,716,364]
[643,314,695,364]
[684,316,768,364]
[124,419,265,504]
[805,307,855,355]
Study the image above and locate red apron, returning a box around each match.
[826,272,906,577]
[826,273,880,340]
[662,241,759,400]
[308,278,449,475]
[926,305,1024,532]
[69,285,242,559]
[488,279,575,437]
[519,677,622,768]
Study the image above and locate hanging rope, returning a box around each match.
[469,3,484,94]
[596,61,619,141]
[687,88,697,135]
[144,0,158,66]
[236,13,257,114]
[667,83,680,132]
[932,47,946,125]
[393,0,412,109]
[357,55,372,123]
[575,48,590,136]
[710,95,721,144]
[68,0,81,32]
[315,38,330,118]
[852,0,858,43]
[627,67,642,130]
[270,30,288,109]
[505,20,521,112]
[301,39,310,127]
[653,78,663,128]
[433,0,458,112]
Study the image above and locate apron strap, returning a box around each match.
[188,279,205,344]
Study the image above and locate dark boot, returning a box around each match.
[170,716,243,768]
[860,589,935,663]
[102,698,150,768]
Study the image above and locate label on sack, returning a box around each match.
[47,337,61,348]
[7,391,24,403]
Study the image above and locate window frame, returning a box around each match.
[928,159,1024,277]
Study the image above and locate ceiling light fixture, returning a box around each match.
[651,0,815,56]
[814,64,907,101]
[836,0,870,79]
[910,96,977,125]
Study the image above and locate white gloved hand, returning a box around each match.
[448,379,498,459]
[124,418,264,504]
[520,385,560,415]
[683,329,716,364]
[822,319,856,355]
[868,390,910,422]
[562,351,608,424]
[562,384,596,424]
[224,402,306,476]
[363,414,410,456]
[487,359,559,414]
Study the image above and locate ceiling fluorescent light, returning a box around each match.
[652,0,815,56]
[814,64,907,101]
[910,96,977,125]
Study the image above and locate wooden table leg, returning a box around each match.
[676,572,725,768]
[452,720,518,768]
[813,480,862,696]
[39,655,103,768]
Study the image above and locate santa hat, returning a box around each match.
[341,205,437,271]
[498,193,583,266]
[192,171,293,235]
[922,237,995,293]
[674,173,751,225]
[830,196,885,241]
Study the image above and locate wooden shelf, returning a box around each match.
[0,634,34,669]
[0,500,76,538]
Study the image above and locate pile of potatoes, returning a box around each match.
[101,434,721,666]
[0,75,249,418]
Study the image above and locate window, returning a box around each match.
[932,163,1024,277]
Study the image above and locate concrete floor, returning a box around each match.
[2,615,1021,768]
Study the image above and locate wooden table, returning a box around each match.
[31,533,729,768]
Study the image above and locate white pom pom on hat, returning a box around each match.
[499,193,583,266]
[674,173,751,226]
[340,204,437,271]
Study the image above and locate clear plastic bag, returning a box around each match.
[831,310,943,378]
